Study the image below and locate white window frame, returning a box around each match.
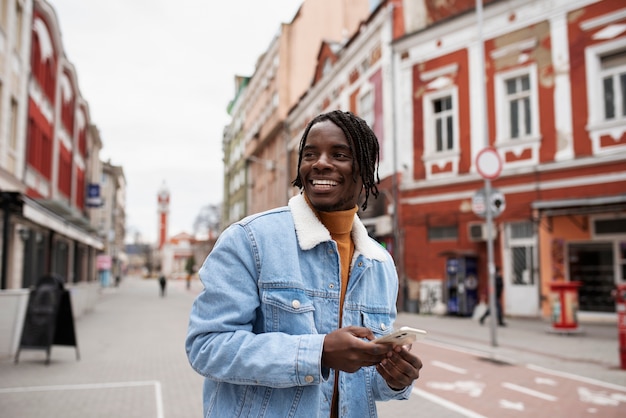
[422,85,460,179]
[358,82,374,128]
[423,90,458,155]
[495,64,540,145]
[585,37,626,155]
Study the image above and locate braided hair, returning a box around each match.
[291,110,380,211]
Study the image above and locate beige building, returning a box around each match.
[95,160,127,282]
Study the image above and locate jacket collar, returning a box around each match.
[288,194,388,261]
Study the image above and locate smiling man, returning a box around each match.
[186,110,422,418]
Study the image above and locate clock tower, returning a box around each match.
[157,182,170,249]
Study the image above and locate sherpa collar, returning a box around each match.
[288,194,388,262]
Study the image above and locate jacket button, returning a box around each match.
[305,375,314,383]
[381,323,387,330]
[292,300,301,309]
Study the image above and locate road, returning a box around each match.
[402,340,626,417]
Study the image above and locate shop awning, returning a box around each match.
[22,197,103,250]
[531,194,626,216]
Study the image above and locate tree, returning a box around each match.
[193,203,221,237]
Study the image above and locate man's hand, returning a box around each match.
[376,345,422,390]
[322,326,392,373]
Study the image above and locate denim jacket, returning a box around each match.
[186,194,411,417]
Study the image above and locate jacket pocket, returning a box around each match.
[261,287,317,334]
[361,311,393,339]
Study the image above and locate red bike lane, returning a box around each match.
[410,341,626,417]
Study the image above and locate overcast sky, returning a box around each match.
[47,0,302,244]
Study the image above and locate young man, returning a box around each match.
[186,110,422,417]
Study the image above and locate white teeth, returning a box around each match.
[312,180,337,186]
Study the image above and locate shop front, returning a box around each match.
[533,196,626,319]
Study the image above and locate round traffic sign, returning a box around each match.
[476,147,502,179]
[472,188,505,218]
[472,189,487,218]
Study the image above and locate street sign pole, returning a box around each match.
[485,178,497,347]
[475,0,498,348]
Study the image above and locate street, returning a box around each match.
[1,275,625,417]
[408,341,626,417]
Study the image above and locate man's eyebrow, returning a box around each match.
[333,144,352,152]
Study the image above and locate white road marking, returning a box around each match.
[412,387,488,418]
[527,364,626,392]
[499,399,525,410]
[535,377,558,386]
[432,360,468,374]
[427,380,485,397]
[0,380,164,418]
[578,386,625,407]
[502,382,558,401]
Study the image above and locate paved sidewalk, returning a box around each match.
[0,275,624,417]
[0,275,204,418]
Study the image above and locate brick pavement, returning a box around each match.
[0,275,623,417]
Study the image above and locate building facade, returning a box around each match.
[94,160,126,283]
[393,0,626,319]
[0,0,126,357]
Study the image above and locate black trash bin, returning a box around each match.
[15,273,80,364]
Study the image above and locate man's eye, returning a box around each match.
[334,153,351,159]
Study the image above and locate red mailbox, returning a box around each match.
[549,281,582,332]
[616,284,626,370]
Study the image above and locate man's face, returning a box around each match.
[299,120,363,212]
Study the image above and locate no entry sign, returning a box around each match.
[476,147,502,180]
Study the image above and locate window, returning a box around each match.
[359,87,374,127]
[322,58,332,77]
[14,2,23,51]
[423,89,459,155]
[7,98,18,174]
[433,95,454,152]
[600,51,626,122]
[428,225,458,241]
[585,37,626,154]
[421,81,460,179]
[595,218,626,235]
[58,146,72,197]
[495,65,539,144]
[507,221,536,286]
[506,75,531,139]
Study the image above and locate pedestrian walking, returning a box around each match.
[186,110,422,418]
[158,274,167,297]
[480,266,506,326]
[185,256,195,290]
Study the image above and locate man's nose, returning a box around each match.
[312,153,332,169]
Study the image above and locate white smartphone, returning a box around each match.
[373,326,427,346]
